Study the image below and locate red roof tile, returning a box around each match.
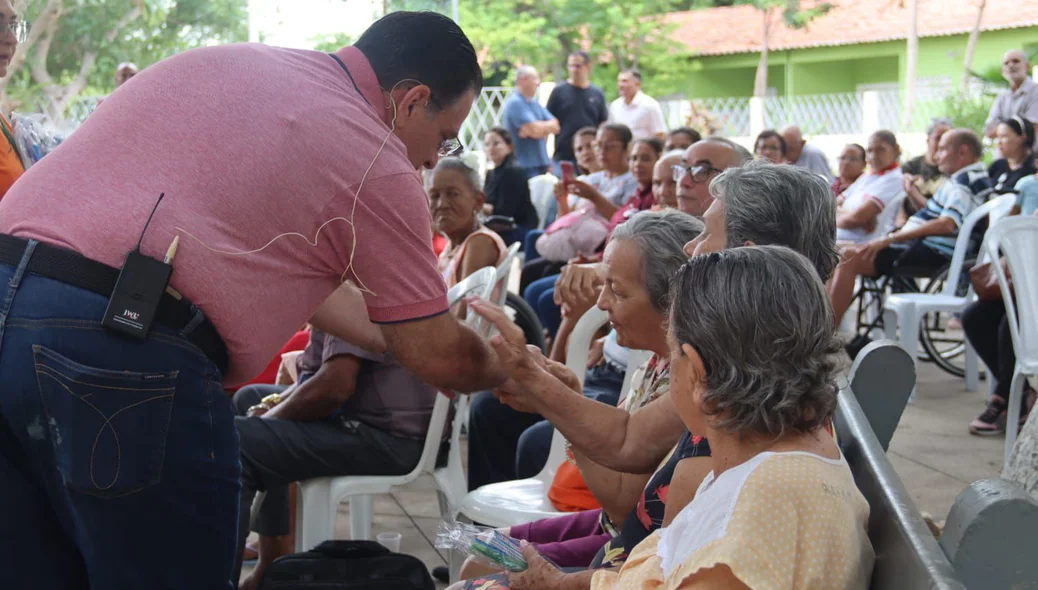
[666,0,1038,57]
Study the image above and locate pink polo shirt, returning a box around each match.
[0,43,448,384]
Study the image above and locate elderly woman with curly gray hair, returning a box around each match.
[471,245,874,589]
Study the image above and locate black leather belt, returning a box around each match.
[0,234,228,374]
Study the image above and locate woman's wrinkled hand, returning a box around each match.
[506,541,566,590]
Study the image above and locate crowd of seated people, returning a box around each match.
[232,64,1038,588]
[828,128,994,323]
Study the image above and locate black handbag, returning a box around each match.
[258,540,435,590]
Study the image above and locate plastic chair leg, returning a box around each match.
[297,481,334,552]
[882,308,898,341]
[1004,369,1026,468]
[894,305,920,403]
[965,341,979,393]
[349,495,373,540]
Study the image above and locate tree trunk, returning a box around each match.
[1005,408,1038,502]
[30,0,143,121]
[902,0,919,129]
[960,0,987,98]
[753,7,771,98]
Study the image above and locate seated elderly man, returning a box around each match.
[782,125,834,182]
[828,128,994,323]
[232,328,437,589]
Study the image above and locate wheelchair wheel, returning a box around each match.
[918,265,971,378]
[505,291,547,354]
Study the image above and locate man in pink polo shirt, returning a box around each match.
[0,12,512,590]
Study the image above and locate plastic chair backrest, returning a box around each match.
[493,242,522,307]
[529,174,559,229]
[986,216,1038,370]
[564,306,609,379]
[407,266,496,477]
[448,266,497,338]
[940,193,1015,297]
[533,307,610,484]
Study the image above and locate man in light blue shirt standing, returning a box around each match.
[501,66,559,179]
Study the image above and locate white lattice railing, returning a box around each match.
[660,96,752,137]
[458,87,509,152]
[766,93,864,135]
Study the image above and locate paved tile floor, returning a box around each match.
[242,357,1009,588]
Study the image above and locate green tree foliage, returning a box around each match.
[748,0,832,97]
[454,0,694,100]
[311,31,353,53]
[379,0,740,99]
[4,0,246,118]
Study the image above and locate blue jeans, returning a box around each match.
[524,274,563,339]
[524,229,546,261]
[0,249,239,589]
[499,225,534,251]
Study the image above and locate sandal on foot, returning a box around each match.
[969,396,1007,436]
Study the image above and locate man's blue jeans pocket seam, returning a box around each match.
[32,345,178,499]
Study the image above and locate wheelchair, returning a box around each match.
[849,258,972,378]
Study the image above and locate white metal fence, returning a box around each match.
[456,79,998,153]
[55,81,994,157]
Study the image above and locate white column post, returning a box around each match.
[862,90,881,135]
[749,96,766,138]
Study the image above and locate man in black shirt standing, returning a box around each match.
[547,51,609,175]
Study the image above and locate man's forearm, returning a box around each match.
[906,186,928,209]
[892,217,956,243]
[382,316,506,393]
[266,381,342,421]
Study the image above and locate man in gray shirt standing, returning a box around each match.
[782,125,833,182]
[984,49,1038,143]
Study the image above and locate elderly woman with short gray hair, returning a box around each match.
[489,246,874,590]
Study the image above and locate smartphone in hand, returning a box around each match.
[560,161,575,187]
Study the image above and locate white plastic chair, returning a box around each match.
[984,216,1038,466]
[493,242,521,307]
[455,306,650,529]
[529,174,559,229]
[883,194,1016,391]
[292,266,497,550]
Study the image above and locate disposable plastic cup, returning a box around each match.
[377,531,402,553]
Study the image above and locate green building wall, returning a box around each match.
[679,26,1038,99]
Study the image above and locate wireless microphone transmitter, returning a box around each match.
[102,192,174,340]
[102,250,173,339]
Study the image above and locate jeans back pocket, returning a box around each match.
[32,345,178,498]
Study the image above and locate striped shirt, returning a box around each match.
[903,161,992,256]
